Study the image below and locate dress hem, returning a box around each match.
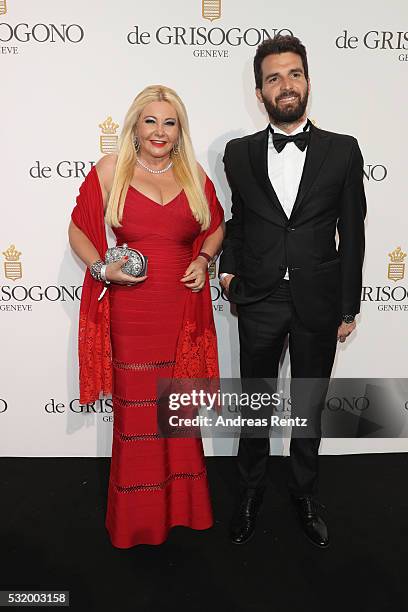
[106,520,214,548]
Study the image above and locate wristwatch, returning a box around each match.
[342,314,355,324]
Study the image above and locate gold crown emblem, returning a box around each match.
[0,1,7,16]
[99,116,119,154]
[388,246,406,263]
[99,116,119,135]
[202,0,221,21]
[3,244,21,261]
[388,246,406,282]
[3,244,22,281]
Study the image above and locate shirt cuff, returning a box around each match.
[219,272,232,281]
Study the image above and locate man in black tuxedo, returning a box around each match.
[219,35,366,547]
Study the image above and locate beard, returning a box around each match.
[262,88,309,124]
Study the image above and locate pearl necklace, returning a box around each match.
[136,156,173,174]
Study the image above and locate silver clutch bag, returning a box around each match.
[105,243,148,277]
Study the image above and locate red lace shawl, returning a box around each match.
[71,166,224,404]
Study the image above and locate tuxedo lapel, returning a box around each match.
[248,127,288,220]
[289,125,331,221]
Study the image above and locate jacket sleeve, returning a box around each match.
[337,138,367,316]
[219,142,244,275]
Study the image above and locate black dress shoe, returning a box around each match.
[292,496,329,548]
[230,493,263,545]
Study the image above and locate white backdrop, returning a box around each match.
[1,0,407,456]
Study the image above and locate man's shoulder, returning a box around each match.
[313,125,359,146]
[224,129,266,156]
[227,129,266,147]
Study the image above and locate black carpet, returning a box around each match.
[1,454,407,612]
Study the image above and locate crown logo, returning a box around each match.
[202,0,221,21]
[99,116,119,154]
[0,1,7,16]
[3,244,22,281]
[388,246,406,282]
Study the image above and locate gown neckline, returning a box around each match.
[128,184,183,208]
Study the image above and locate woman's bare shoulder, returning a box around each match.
[95,154,117,193]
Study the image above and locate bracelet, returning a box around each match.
[90,260,104,282]
[90,260,111,285]
[100,264,110,284]
[198,251,212,264]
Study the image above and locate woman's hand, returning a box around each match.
[181,256,208,292]
[105,257,147,286]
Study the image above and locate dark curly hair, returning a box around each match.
[254,35,309,89]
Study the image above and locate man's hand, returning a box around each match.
[219,273,235,295]
[337,320,356,343]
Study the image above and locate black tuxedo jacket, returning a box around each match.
[219,124,367,331]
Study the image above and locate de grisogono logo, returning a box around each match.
[363,164,387,182]
[45,397,113,423]
[1,244,82,312]
[127,0,293,59]
[362,246,408,312]
[99,116,119,154]
[388,247,406,283]
[3,244,22,281]
[29,115,120,179]
[209,259,229,312]
[202,0,221,22]
[335,29,408,63]
[0,0,85,55]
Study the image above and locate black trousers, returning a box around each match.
[236,280,338,497]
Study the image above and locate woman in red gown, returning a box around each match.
[69,85,224,547]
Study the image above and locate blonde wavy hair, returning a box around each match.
[105,85,210,230]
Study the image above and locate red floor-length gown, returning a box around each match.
[104,183,214,547]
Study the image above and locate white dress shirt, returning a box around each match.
[268,118,309,279]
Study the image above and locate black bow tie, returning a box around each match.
[270,123,311,153]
